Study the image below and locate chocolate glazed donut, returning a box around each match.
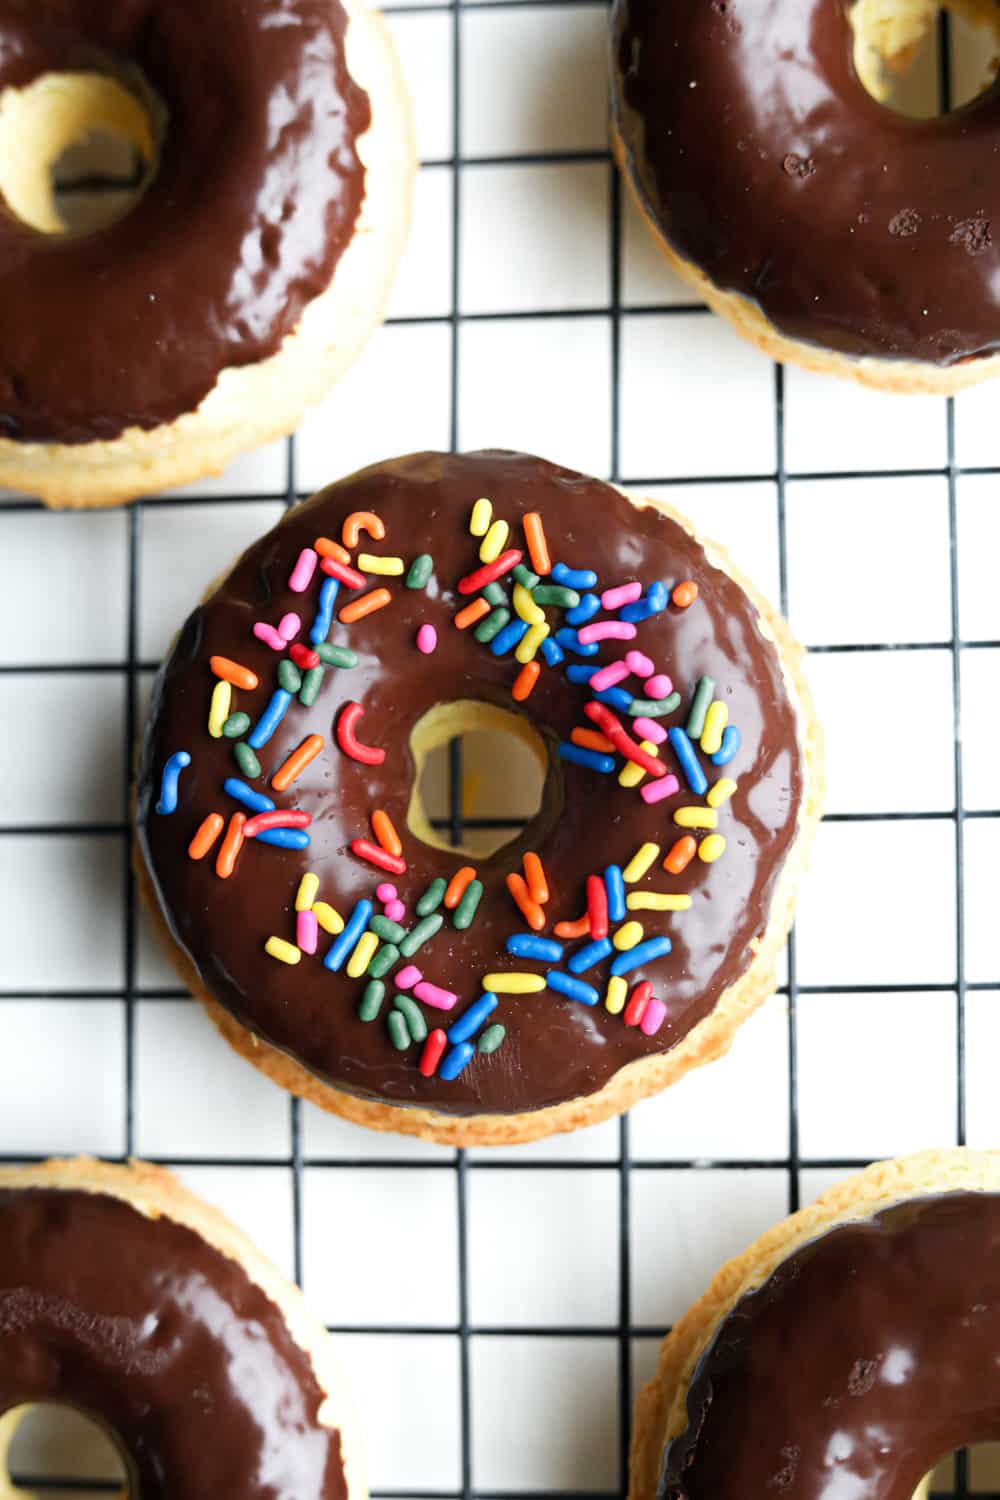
[611,0,1000,389]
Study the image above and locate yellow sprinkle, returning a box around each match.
[627,891,692,912]
[623,842,661,883]
[313,901,344,935]
[605,976,627,1015]
[208,679,231,739]
[619,740,657,788]
[265,937,301,965]
[347,930,379,978]
[515,622,549,663]
[296,873,320,912]
[707,777,737,808]
[483,971,546,994]
[358,553,404,576]
[470,497,493,536]
[613,920,644,951]
[674,806,718,829]
[701,700,729,756]
[513,583,545,625]
[699,834,727,863]
[479,518,509,563]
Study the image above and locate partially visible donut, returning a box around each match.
[0,1158,364,1500]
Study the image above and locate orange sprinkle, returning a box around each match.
[664,835,697,874]
[209,656,258,692]
[342,510,386,548]
[672,579,699,609]
[507,872,546,931]
[216,812,246,879]
[340,587,391,624]
[571,727,614,754]
[372,808,403,858]
[315,536,352,565]
[523,512,551,576]
[454,598,491,630]
[512,661,540,701]
[554,913,590,939]
[444,865,477,909]
[189,812,224,861]
[271,734,324,793]
[523,851,549,905]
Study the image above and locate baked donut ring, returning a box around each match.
[631,1148,1000,1500]
[0,0,414,507]
[612,0,1000,393]
[0,1157,364,1500]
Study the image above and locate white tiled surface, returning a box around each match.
[1,6,999,1496]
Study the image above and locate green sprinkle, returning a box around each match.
[453,879,484,930]
[628,692,682,719]
[278,659,303,694]
[367,942,400,979]
[512,563,539,590]
[233,741,261,778]
[532,584,580,609]
[406,553,433,589]
[222,712,251,739]
[316,643,358,669]
[359,980,385,1021]
[477,1023,506,1055]
[416,878,447,917]
[394,993,428,1043]
[370,915,407,943]
[686,676,715,740]
[387,1010,410,1050]
[399,913,444,957]
[298,665,325,707]
[474,607,510,644]
[483,582,507,607]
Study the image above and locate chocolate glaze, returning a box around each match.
[136,451,805,1118]
[612,0,1000,365]
[0,1187,346,1499]
[659,1191,1000,1499]
[0,0,369,444]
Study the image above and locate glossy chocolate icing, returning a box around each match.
[0,1187,346,1499]
[612,0,1000,365]
[136,451,805,1118]
[659,1191,1000,1499]
[0,0,369,444]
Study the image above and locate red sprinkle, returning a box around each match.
[419,1028,448,1077]
[585,700,666,779]
[289,642,321,671]
[243,809,312,838]
[457,549,523,595]
[336,702,386,766]
[351,837,407,876]
[586,874,608,939]
[320,557,365,590]
[624,981,653,1028]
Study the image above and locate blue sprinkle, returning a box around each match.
[605,865,626,923]
[541,636,565,667]
[507,934,564,962]
[310,576,339,645]
[439,1040,476,1080]
[668,726,709,795]
[620,580,669,624]
[248,689,292,750]
[712,725,742,766]
[555,628,599,658]
[155,751,191,815]
[568,937,613,974]
[324,899,374,972]
[559,742,615,774]
[254,828,311,849]
[490,618,529,657]
[223,777,275,815]
[546,969,600,1006]
[552,562,598,591]
[566,663,598,684]
[595,686,633,713]
[610,935,673,977]
[564,592,601,627]
[447,993,498,1045]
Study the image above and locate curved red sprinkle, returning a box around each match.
[243,809,312,838]
[289,642,321,670]
[457,549,523,595]
[337,702,386,766]
[351,837,407,876]
[320,557,365,590]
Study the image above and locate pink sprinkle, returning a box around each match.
[602,581,642,611]
[278,612,301,642]
[288,548,319,593]
[640,998,667,1036]
[376,883,398,903]
[395,964,422,990]
[646,673,673,700]
[625,650,654,679]
[253,622,286,651]
[591,659,631,692]
[640,774,681,805]
[577,620,637,645]
[296,909,318,955]
[416,624,437,655]
[385,899,406,922]
[414,980,458,1012]
[634,716,668,745]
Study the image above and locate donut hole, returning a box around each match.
[925,1441,1000,1495]
[407,700,551,858]
[0,68,164,237]
[850,0,1000,117]
[1,1401,130,1495]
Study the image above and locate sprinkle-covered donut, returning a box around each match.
[0,0,413,506]
[611,0,1000,393]
[0,1158,363,1500]
[136,451,822,1146]
[630,1149,1000,1500]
